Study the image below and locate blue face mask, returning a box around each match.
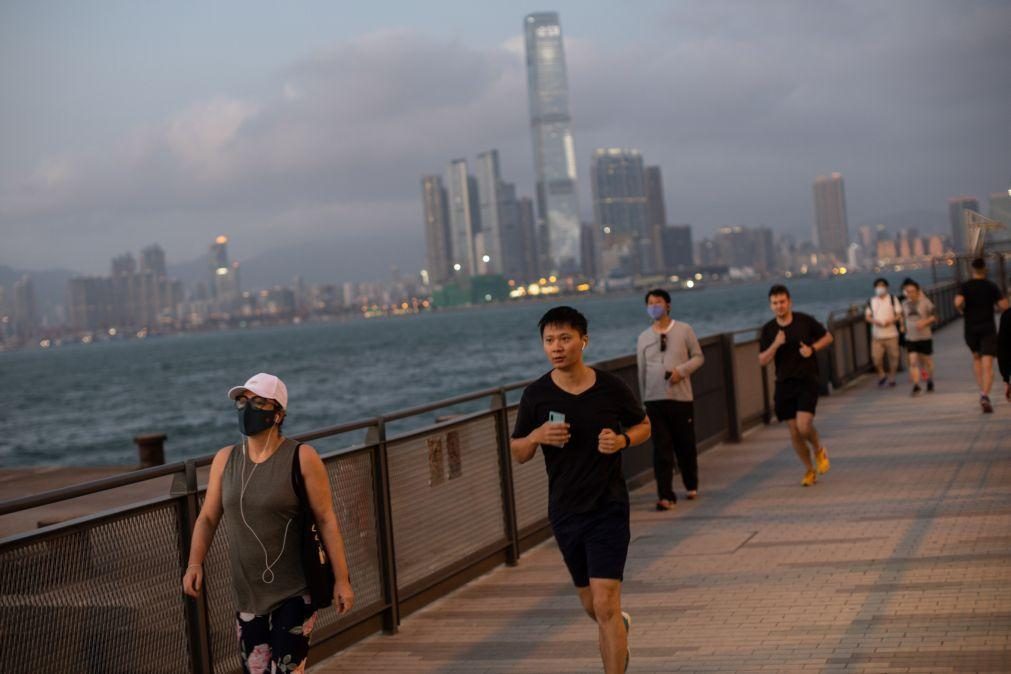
[647,305,667,321]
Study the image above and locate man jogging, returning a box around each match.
[865,278,903,388]
[759,285,835,487]
[901,278,937,396]
[636,288,705,510]
[511,306,651,673]
[955,258,1009,413]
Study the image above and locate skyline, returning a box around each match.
[2,1,1010,277]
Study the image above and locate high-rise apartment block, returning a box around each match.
[813,173,849,260]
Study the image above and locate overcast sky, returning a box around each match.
[1,0,1009,277]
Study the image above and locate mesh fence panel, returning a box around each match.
[315,449,383,631]
[0,503,192,673]
[386,414,507,593]
[692,340,730,444]
[507,406,549,532]
[732,341,765,424]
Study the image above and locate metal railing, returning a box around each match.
[0,282,973,672]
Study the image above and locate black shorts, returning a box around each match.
[905,339,933,355]
[964,326,997,356]
[550,500,630,587]
[774,378,819,421]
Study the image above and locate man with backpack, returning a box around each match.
[865,278,904,388]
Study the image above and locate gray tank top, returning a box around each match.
[221,438,307,615]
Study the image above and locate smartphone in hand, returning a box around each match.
[548,411,565,424]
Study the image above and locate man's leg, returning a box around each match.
[981,355,994,396]
[645,401,676,503]
[871,339,885,379]
[670,401,698,493]
[886,338,900,382]
[908,352,921,385]
[796,412,821,452]
[972,353,984,390]
[589,578,627,674]
[787,419,813,470]
[577,585,596,621]
[921,355,933,382]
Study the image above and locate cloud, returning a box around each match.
[1,2,1009,275]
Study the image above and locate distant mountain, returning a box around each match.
[168,231,427,290]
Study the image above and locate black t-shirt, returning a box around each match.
[959,279,1003,330]
[759,312,828,383]
[511,368,646,516]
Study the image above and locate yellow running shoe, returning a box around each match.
[801,470,817,487]
[815,447,830,475]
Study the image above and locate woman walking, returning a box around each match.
[182,373,354,674]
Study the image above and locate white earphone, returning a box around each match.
[239,427,293,584]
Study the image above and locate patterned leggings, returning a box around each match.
[236,594,318,674]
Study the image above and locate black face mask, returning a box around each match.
[238,405,277,436]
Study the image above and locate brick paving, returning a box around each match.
[314,325,1011,673]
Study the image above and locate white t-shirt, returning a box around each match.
[865,294,903,340]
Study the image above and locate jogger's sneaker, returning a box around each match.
[981,395,993,414]
[911,384,922,396]
[801,470,818,487]
[621,611,631,672]
[878,377,888,388]
[815,447,830,475]
[926,379,934,393]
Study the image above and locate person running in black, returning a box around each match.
[759,285,835,487]
[511,306,651,674]
[954,258,1009,413]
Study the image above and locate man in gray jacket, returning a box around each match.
[637,289,705,510]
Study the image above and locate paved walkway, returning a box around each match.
[315,325,1011,673]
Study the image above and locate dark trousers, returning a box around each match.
[645,399,698,500]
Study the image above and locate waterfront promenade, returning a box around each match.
[314,325,1011,673]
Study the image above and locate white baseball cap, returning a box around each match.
[228,373,288,410]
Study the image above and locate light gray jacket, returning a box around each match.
[636,320,705,402]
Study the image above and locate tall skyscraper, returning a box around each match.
[445,159,480,276]
[475,150,506,274]
[421,176,452,284]
[12,275,38,342]
[517,196,539,281]
[591,148,648,275]
[644,166,667,272]
[141,244,167,277]
[948,196,979,252]
[591,149,648,236]
[525,12,581,274]
[812,173,849,260]
[662,225,694,269]
[497,182,526,281]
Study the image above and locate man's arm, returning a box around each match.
[598,415,651,454]
[759,331,783,367]
[673,327,705,380]
[511,421,570,464]
[954,293,965,313]
[812,331,834,352]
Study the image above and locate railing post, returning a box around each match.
[368,419,400,633]
[492,389,520,566]
[720,333,742,442]
[760,363,772,425]
[179,460,213,674]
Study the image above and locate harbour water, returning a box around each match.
[1,271,932,467]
